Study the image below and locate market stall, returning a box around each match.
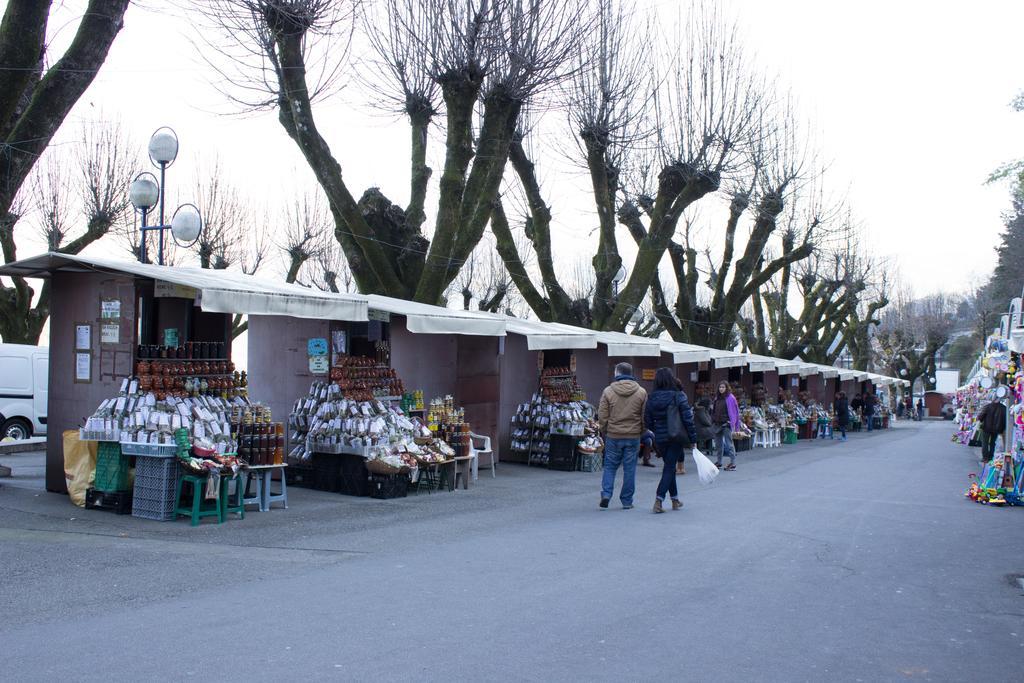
[0,252,368,498]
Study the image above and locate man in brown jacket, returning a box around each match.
[598,362,648,509]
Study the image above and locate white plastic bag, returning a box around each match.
[692,447,719,486]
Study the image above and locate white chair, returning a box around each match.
[753,430,768,449]
[470,432,495,479]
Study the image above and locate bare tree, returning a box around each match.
[492,1,766,332]
[1,118,136,343]
[738,226,889,364]
[196,0,588,304]
[874,291,956,389]
[0,1,131,343]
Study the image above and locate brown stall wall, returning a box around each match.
[497,334,536,462]
[455,335,500,450]
[46,271,137,493]
[390,316,458,399]
[633,354,661,393]
[247,315,331,426]
[574,347,614,409]
[675,362,698,399]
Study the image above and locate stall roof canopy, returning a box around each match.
[365,295,506,337]
[0,252,368,321]
[658,340,712,364]
[497,316,598,350]
[710,348,748,368]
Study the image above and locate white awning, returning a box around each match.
[499,316,597,350]
[837,369,859,381]
[0,252,368,321]
[365,295,506,336]
[658,340,712,364]
[810,364,839,379]
[593,330,663,357]
[798,363,822,377]
[711,349,749,368]
[743,354,778,372]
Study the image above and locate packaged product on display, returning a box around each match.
[79,376,246,455]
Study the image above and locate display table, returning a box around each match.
[242,464,288,512]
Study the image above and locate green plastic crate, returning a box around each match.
[94,442,130,492]
[782,429,798,445]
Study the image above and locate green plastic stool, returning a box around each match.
[222,474,245,520]
[175,474,225,526]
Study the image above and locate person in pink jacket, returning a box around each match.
[711,380,741,471]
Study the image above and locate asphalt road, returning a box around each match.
[3,421,1022,682]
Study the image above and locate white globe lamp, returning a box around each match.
[170,204,202,246]
[148,127,179,166]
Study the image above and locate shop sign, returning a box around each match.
[309,355,329,374]
[307,337,328,356]
[641,368,656,380]
[155,281,198,299]
[368,309,391,322]
[164,328,179,347]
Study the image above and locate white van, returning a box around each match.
[0,344,48,440]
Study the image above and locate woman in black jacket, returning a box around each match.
[692,387,716,457]
[833,392,850,441]
[643,368,698,513]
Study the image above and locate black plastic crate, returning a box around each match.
[285,465,315,488]
[369,473,409,499]
[339,472,371,497]
[733,437,752,452]
[548,434,577,471]
[85,487,132,514]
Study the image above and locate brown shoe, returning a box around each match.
[671,498,683,510]
[653,499,664,514]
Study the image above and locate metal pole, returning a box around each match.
[139,207,148,263]
[158,162,167,265]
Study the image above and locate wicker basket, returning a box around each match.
[366,458,406,476]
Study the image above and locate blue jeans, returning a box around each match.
[601,437,639,506]
[655,441,683,500]
[865,413,874,431]
[714,425,735,466]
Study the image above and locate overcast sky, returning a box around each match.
[25,0,1024,299]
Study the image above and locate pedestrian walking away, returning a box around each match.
[833,391,850,441]
[916,398,924,421]
[712,381,741,471]
[976,397,1007,463]
[643,368,698,513]
[863,392,877,432]
[598,362,648,510]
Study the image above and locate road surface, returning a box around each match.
[2,421,1021,681]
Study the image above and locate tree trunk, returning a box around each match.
[273,32,405,297]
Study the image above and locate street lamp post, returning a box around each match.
[129,127,202,265]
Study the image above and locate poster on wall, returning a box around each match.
[164,328,179,347]
[101,299,121,320]
[75,353,91,383]
[101,323,119,344]
[309,356,329,374]
[331,329,347,366]
[75,323,91,351]
[791,377,799,387]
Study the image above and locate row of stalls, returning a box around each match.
[954,305,1024,505]
[0,252,904,500]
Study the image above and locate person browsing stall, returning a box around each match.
[712,381,742,471]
